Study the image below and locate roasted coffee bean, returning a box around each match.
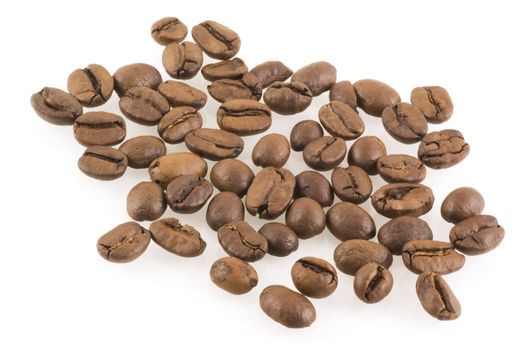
[73,112,126,146]
[418,129,470,169]
[217,99,271,136]
[326,202,376,241]
[450,215,504,255]
[217,221,268,262]
[263,82,312,115]
[377,154,426,184]
[259,285,316,328]
[289,120,324,152]
[441,187,485,224]
[333,239,393,276]
[158,106,202,144]
[31,87,82,125]
[113,63,162,97]
[329,80,357,110]
[291,257,337,298]
[250,61,293,88]
[149,152,207,188]
[347,136,386,175]
[126,181,166,222]
[402,240,465,274]
[206,192,245,231]
[185,128,244,160]
[151,17,188,45]
[411,86,453,124]
[319,101,364,140]
[382,103,428,144]
[416,272,461,320]
[149,217,206,257]
[285,197,326,239]
[258,223,299,257]
[252,133,290,168]
[119,136,166,169]
[165,175,213,214]
[202,58,248,81]
[210,256,258,295]
[208,72,262,102]
[353,263,393,304]
[119,87,170,125]
[371,183,434,218]
[291,61,336,96]
[210,158,254,197]
[67,64,113,107]
[353,79,401,117]
[303,136,347,171]
[97,222,150,263]
[162,41,203,79]
[192,20,241,59]
[78,145,128,180]
[158,80,207,109]
[294,171,333,207]
[245,167,295,219]
[331,166,372,204]
[378,216,433,255]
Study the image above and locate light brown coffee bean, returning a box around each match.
[259,285,316,328]
[319,101,364,140]
[185,128,244,160]
[119,87,170,125]
[149,217,206,257]
[67,64,113,107]
[158,106,202,144]
[416,272,461,320]
[97,222,150,263]
[73,112,126,147]
[162,41,203,79]
[78,145,128,180]
[217,99,271,136]
[148,152,207,188]
[151,17,188,45]
[411,86,454,124]
[202,58,248,81]
[126,181,166,222]
[250,61,293,88]
[158,80,207,109]
[329,80,357,109]
[31,87,83,125]
[252,133,290,168]
[119,136,166,169]
[210,256,258,295]
[113,63,162,97]
[353,263,393,304]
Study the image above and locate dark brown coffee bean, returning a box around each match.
[378,216,433,255]
[290,120,324,152]
[416,272,461,320]
[259,285,316,328]
[191,20,241,59]
[319,101,364,140]
[151,17,188,45]
[73,112,126,147]
[126,181,166,222]
[441,187,485,224]
[354,263,393,304]
[162,41,203,79]
[208,72,262,102]
[371,183,434,218]
[258,223,299,257]
[245,167,295,219]
[149,152,207,188]
[347,136,386,175]
[291,61,336,96]
[158,106,202,144]
[185,128,244,160]
[202,58,248,81]
[206,192,245,231]
[377,154,426,184]
[402,240,465,274]
[353,79,401,117]
[303,136,347,171]
[291,257,337,298]
[149,217,206,257]
[119,136,166,169]
[67,64,113,107]
[326,202,376,241]
[285,198,326,239]
[218,221,268,262]
[333,239,393,276]
[119,87,170,125]
[250,61,293,88]
[411,86,454,124]
[210,159,254,197]
[210,256,258,295]
[329,80,357,110]
[263,82,312,115]
[294,171,333,207]
[165,175,213,214]
[78,145,128,180]
[31,87,83,125]
[113,63,162,97]
[331,166,372,204]
[450,215,504,255]
[382,103,428,144]
[97,222,150,263]
[217,99,271,135]
[252,133,290,168]
[418,129,470,169]
[158,80,207,109]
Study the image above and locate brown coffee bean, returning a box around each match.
[208,72,262,102]
[441,187,485,224]
[97,222,150,263]
[252,133,290,168]
[185,128,244,160]
[210,256,258,295]
[333,239,393,276]
[290,120,324,152]
[263,82,312,115]
[291,257,337,298]
[157,106,202,144]
[151,17,188,45]
[418,129,470,169]
[450,215,504,255]
[119,136,166,169]
[303,136,347,171]
[191,20,241,59]
[258,223,299,257]
[158,80,207,109]
[149,217,206,257]
[31,87,83,125]
[347,136,386,175]
[411,86,454,124]
[78,145,128,180]
[416,272,461,320]
[382,103,428,144]
[73,112,126,147]
[67,64,113,107]
[354,263,393,304]
[113,63,162,97]
[319,101,364,140]
[285,197,326,239]
[217,221,268,262]
[210,159,254,197]
[206,192,245,231]
[331,166,372,204]
[294,171,333,207]
[371,183,434,218]
[119,87,170,125]
[259,285,316,328]
[217,99,271,136]
[250,61,293,88]
[353,79,401,117]
[202,58,248,81]
[162,41,203,79]
[126,181,166,222]
[291,61,336,96]
[329,80,357,110]
[378,216,433,255]
[402,240,465,275]
[148,152,207,188]
[326,202,376,241]
[377,154,426,184]
[165,175,213,214]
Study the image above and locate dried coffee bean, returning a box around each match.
[441,187,485,224]
[206,192,245,231]
[259,285,316,328]
[291,257,337,298]
[353,79,400,117]
[73,112,126,147]
[294,171,333,207]
[252,133,290,168]
[217,99,271,136]
[119,136,166,169]
[162,41,203,79]
[31,87,83,125]
[126,181,166,222]
[208,72,262,102]
[149,152,207,188]
[416,272,461,320]
[263,82,312,115]
[347,136,386,175]
[291,61,336,96]
[326,202,376,241]
[290,120,324,151]
[165,175,213,214]
[449,215,504,255]
[185,128,244,160]
[353,263,393,304]
[217,221,268,262]
[382,103,428,144]
[67,64,113,107]
[158,106,202,144]
[285,197,326,239]
[331,166,372,204]
[250,61,293,88]
[411,86,453,124]
[210,158,254,197]
[319,101,364,140]
[303,136,347,171]
[158,80,207,109]
[329,80,357,109]
[333,239,393,276]
[202,58,248,81]
[258,223,299,257]
[378,216,433,255]
[402,240,465,274]
[191,20,241,59]
[119,87,170,125]
[418,129,470,169]
[210,256,258,295]
[97,222,150,263]
[377,154,426,184]
[78,145,128,180]
[149,217,206,257]
[113,63,162,97]
[371,183,434,218]
[151,17,188,45]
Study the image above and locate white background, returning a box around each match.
[1,1,522,349]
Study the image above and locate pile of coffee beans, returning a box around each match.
[31,17,505,328]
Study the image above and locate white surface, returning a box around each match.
[1,1,522,349]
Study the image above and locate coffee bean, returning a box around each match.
[158,106,202,144]
[217,99,271,136]
[185,128,244,160]
[418,129,470,169]
[149,152,207,188]
[319,101,364,140]
[97,222,150,263]
[382,103,428,144]
[210,158,254,197]
[441,187,485,224]
[210,256,258,295]
[378,216,433,255]
[259,285,316,328]
[285,197,326,239]
[31,87,83,125]
[119,136,166,169]
[450,215,504,255]
[208,72,262,102]
[329,80,357,110]
[411,86,453,124]
[353,263,393,304]
[347,136,386,175]
[78,145,128,180]
[353,79,401,117]
[162,41,203,79]
[252,133,290,168]
[250,61,293,88]
[158,80,207,109]
[333,239,393,276]
[192,20,241,59]
[73,112,126,146]
[291,61,336,96]
[303,136,347,171]
[217,221,268,262]
[263,82,312,115]
[202,58,248,81]
[126,181,166,222]
[331,166,372,204]
[67,64,113,107]
[291,257,337,298]
[165,175,213,214]
[245,167,295,219]
[206,192,245,231]
[258,223,299,257]
[119,87,170,125]
[289,120,324,152]
[151,17,188,45]
[402,240,465,274]
[294,171,333,207]
[371,183,434,218]
[416,272,461,320]
[113,63,162,97]
[149,217,206,257]
[326,202,376,241]
[377,154,426,184]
